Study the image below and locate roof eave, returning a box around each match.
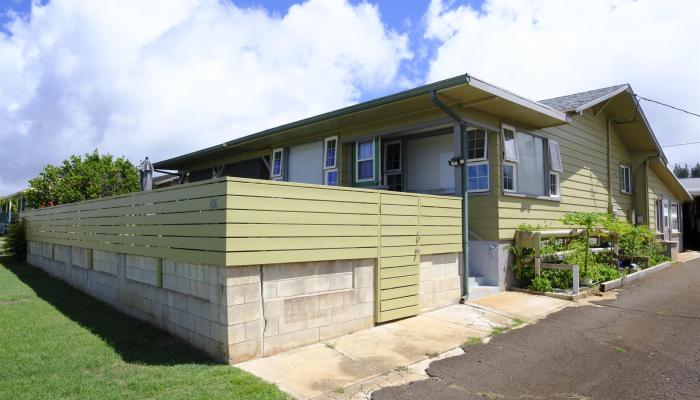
[465,76,570,124]
[154,74,472,169]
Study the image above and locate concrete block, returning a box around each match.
[318,291,346,310]
[229,340,262,363]
[228,302,261,325]
[263,298,284,318]
[263,317,279,337]
[304,275,331,294]
[262,281,277,299]
[226,285,245,306]
[278,315,308,335]
[356,301,374,319]
[181,312,195,332]
[245,320,261,341]
[356,270,374,288]
[228,323,246,344]
[276,279,305,298]
[244,283,260,303]
[187,296,203,316]
[227,266,260,285]
[329,273,353,291]
[194,316,211,337]
[285,295,320,318]
[263,328,319,357]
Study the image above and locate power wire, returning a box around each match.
[662,141,700,148]
[635,95,700,118]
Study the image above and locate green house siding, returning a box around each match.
[495,109,635,240]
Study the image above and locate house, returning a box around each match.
[22,74,692,364]
[154,74,691,291]
[678,178,700,250]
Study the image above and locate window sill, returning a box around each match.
[620,191,633,196]
[467,191,491,197]
[502,192,561,202]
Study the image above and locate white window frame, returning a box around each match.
[548,139,562,172]
[324,169,338,186]
[323,136,338,170]
[355,139,375,182]
[501,125,518,162]
[655,199,663,233]
[548,171,560,198]
[467,128,488,162]
[467,160,490,193]
[671,202,679,232]
[503,162,517,193]
[620,164,632,194]
[663,199,670,230]
[270,148,284,179]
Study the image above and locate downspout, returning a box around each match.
[430,90,469,300]
[607,118,614,214]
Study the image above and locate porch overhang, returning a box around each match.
[154,73,568,171]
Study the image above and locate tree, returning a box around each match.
[26,150,140,207]
[691,163,700,178]
[673,164,689,178]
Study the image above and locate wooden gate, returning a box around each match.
[376,193,421,323]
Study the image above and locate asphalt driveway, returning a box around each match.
[372,259,700,400]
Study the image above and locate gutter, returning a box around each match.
[430,90,470,300]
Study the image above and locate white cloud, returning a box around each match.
[0,0,411,193]
[425,0,700,168]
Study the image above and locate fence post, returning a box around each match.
[572,264,579,294]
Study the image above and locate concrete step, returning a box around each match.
[467,276,489,287]
[466,285,500,301]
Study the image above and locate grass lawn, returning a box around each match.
[0,252,289,400]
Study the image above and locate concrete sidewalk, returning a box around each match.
[237,293,572,400]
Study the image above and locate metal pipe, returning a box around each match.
[430,90,469,300]
[607,118,613,214]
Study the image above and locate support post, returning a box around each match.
[572,265,580,294]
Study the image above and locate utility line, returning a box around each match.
[635,94,700,118]
[662,141,700,148]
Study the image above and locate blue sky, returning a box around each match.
[0,0,698,193]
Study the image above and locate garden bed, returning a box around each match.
[599,261,673,292]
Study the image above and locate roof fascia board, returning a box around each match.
[154,74,471,169]
[156,74,569,169]
[465,76,569,123]
[651,159,693,202]
[574,84,630,113]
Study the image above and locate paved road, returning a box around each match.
[372,260,700,400]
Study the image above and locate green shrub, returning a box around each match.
[2,219,27,261]
[588,263,620,283]
[529,276,552,292]
[617,224,669,267]
[541,268,573,288]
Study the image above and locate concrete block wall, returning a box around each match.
[27,241,463,364]
[419,253,461,312]
[256,258,375,358]
[26,241,229,361]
